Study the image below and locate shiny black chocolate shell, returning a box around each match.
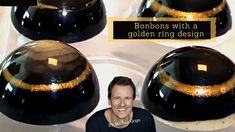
[11,0,106,43]
[0,40,99,125]
[142,46,235,123]
[138,0,232,36]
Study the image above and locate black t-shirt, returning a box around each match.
[86,107,156,132]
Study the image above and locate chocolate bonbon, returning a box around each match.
[0,40,99,125]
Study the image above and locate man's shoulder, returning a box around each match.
[86,109,110,132]
[92,109,106,117]
[133,107,154,118]
[87,108,107,123]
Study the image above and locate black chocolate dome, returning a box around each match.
[138,0,232,36]
[142,46,235,130]
[11,0,106,43]
[0,40,99,125]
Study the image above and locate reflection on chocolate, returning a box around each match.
[11,0,106,43]
[138,0,232,36]
[142,46,235,130]
[0,40,99,125]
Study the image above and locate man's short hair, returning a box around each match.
[108,76,136,99]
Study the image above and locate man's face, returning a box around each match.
[109,84,134,120]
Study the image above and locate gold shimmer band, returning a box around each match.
[37,2,58,9]
[150,0,226,18]
[2,64,91,92]
[157,66,235,97]
[37,0,97,10]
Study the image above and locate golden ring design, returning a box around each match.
[150,0,226,18]
[2,63,91,92]
[157,65,235,97]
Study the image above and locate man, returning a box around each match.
[86,76,156,132]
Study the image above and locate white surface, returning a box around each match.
[0,0,235,131]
